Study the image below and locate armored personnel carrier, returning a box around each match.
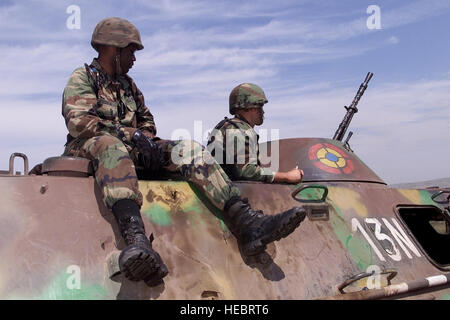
[1,74,449,300]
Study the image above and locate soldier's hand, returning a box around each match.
[273,168,304,184]
[285,168,304,184]
[141,130,156,139]
[132,130,165,172]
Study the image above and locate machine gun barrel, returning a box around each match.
[332,72,373,141]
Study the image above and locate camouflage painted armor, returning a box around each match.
[62,59,240,210]
[207,115,275,183]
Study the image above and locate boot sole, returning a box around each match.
[241,207,306,256]
[119,245,168,283]
[144,264,169,287]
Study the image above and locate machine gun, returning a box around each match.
[332,72,373,151]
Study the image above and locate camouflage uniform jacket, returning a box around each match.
[62,58,156,152]
[207,114,275,183]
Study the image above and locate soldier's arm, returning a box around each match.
[232,163,275,183]
[227,126,275,183]
[234,150,303,184]
[131,80,157,137]
[62,67,133,142]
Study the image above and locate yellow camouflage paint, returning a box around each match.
[139,181,202,226]
[398,189,422,203]
[397,188,436,205]
[140,181,202,211]
[208,271,236,299]
[327,186,368,217]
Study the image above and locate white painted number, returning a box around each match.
[382,218,421,258]
[352,218,385,261]
[365,218,401,261]
[351,217,421,262]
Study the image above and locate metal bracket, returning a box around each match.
[343,131,354,153]
[291,184,330,221]
[303,203,330,221]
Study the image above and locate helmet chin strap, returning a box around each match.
[114,48,122,78]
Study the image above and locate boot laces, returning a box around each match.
[121,216,150,248]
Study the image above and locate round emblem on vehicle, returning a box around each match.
[308,143,354,174]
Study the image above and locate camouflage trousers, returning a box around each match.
[63,134,241,210]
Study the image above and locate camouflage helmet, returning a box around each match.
[91,17,144,52]
[229,83,268,115]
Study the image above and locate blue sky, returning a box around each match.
[0,0,449,184]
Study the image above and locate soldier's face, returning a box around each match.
[253,105,265,126]
[119,44,137,74]
[247,105,265,126]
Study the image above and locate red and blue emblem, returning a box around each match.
[308,143,354,174]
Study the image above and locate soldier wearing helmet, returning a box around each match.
[90,17,144,76]
[62,19,306,287]
[63,17,167,287]
[208,83,304,184]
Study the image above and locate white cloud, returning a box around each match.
[259,79,450,184]
[0,0,450,184]
[381,0,450,29]
[0,44,91,96]
[388,36,399,44]
[0,97,67,172]
[1,78,449,185]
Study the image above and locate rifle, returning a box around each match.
[332,72,373,148]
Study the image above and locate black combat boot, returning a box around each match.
[112,199,168,286]
[223,197,306,256]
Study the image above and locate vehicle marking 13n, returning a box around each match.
[351,217,421,262]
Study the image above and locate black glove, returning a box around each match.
[132,130,165,172]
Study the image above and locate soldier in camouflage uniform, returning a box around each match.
[208,83,304,184]
[62,18,306,286]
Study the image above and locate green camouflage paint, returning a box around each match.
[143,203,171,226]
[295,185,325,201]
[419,190,438,206]
[329,202,373,271]
[5,271,108,300]
[189,183,227,233]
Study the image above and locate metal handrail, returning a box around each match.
[431,191,450,204]
[9,153,29,175]
[337,268,398,294]
[291,184,328,203]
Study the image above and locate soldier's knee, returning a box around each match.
[169,139,205,165]
[91,135,129,155]
[95,135,124,147]
[82,135,131,165]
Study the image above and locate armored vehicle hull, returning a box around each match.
[1,138,449,300]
